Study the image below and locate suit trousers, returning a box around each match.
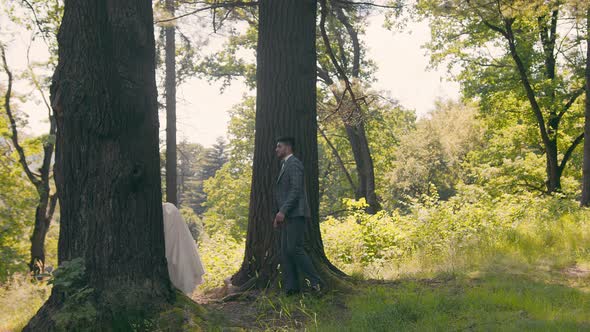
[279,216,321,291]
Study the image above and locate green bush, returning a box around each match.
[197,232,244,291]
[321,193,590,280]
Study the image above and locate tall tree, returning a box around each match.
[231,0,346,289]
[201,136,228,180]
[421,0,586,194]
[317,1,382,214]
[583,5,590,206]
[2,0,64,274]
[1,46,58,275]
[177,140,207,213]
[165,0,178,205]
[24,0,192,329]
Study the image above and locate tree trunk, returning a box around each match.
[546,140,561,193]
[231,0,346,290]
[582,8,590,207]
[165,0,178,205]
[344,123,381,213]
[29,191,57,274]
[329,5,381,213]
[1,46,58,274]
[25,0,182,329]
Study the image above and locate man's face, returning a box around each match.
[275,142,290,159]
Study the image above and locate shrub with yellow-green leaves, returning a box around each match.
[321,192,590,279]
[197,233,244,291]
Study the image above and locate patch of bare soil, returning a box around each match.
[562,265,590,279]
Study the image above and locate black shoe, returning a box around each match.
[286,289,300,296]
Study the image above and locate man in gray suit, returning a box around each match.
[273,136,322,295]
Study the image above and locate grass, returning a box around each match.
[2,197,589,331]
[0,274,50,332]
[315,273,589,331]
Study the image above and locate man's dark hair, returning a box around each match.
[276,136,296,151]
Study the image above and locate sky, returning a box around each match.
[2,8,459,148]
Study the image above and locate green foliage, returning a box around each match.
[200,136,228,181]
[321,190,590,279]
[197,233,244,290]
[418,0,587,191]
[49,258,98,331]
[201,96,254,239]
[318,93,416,215]
[383,100,484,209]
[3,0,63,65]
[202,163,251,239]
[176,140,208,214]
[0,113,39,280]
[181,207,204,242]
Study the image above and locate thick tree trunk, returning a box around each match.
[231,0,346,290]
[165,0,178,205]
[25,0,180,329]
[582,8,590,207]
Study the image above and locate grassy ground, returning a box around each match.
[3,257,590,331]
[195,257,590,331]
[2,199,589,331]
[314,269,590,331]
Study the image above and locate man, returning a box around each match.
[273,136,322,296]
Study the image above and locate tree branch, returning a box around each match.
[155,1,258,23]
[21,0,51,47]
[503,18,552,148]
[317,66,334,85]
[25,41,56,186]
[319,126,356,191]
[1,45,41,188]
[335,6,360,78]
[319,0,366,123]
[559,132,584,173]
[557,87,584,123]
[334,0,402,10]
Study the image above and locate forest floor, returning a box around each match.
[193,260,590,331]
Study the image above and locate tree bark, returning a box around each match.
[25,0,179,329]
[165,0,178,205]
[231,0,346,290]
[582,8,590,207]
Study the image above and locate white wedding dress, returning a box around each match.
[162,202,205,295]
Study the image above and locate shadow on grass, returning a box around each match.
[313,271,590,331]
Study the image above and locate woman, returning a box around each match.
[162,202,205,295]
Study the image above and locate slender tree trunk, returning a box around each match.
[344,123,380,213]
[231,0,346,290]
[331,5,380,213]
[582,8,590,207]
[165,0,178,205]
[1,46,58,274]
[29,191,58,274]
[25,0,179,329]
[546,140,561,193]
